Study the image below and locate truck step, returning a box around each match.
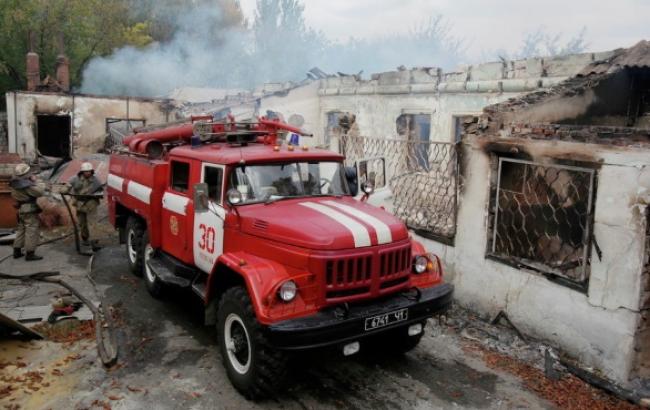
[192,281,207,299]
[147,258,191,288]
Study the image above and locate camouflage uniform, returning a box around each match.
[67,174,102,244]
[10,176,45,254]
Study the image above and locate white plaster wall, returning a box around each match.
[6,92,171,160]
[319,92,517,145]
[414,139,650,384]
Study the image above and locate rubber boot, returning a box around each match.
[13,248,23,259]
[25,251,43,261]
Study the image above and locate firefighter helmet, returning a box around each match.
[14,163,30,177]
[80,162,94,172]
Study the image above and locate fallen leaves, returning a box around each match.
[32,320,95,344]
[90,399,112,410]
[465,343,643,410]
[126,385,144,393]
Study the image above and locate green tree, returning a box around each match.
[0,0,153,107]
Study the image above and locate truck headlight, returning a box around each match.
[413,255,429,274]
[278,280,297,302]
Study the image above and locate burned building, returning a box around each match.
[6,91,175,160]
[447,40,650,388]
[5,49,176,161]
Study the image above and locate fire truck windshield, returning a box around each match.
[229,161,350,204]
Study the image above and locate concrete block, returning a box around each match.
[338,87,357,95]
[356,84,376,95]
[410,83,438,94]
[544,53,593,77]
[470,62,505,81]
[437,82,466,93]
[410,68,440,84]
[501,78,542,92]
[442,71,468,83]
[525,58,544,77]
[376,84,410,94]
[376,71,411,86]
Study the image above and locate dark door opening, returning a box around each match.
[37,114,71,158]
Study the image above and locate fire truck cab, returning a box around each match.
[106,118,453,398]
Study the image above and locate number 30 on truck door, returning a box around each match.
[198,223,215,254]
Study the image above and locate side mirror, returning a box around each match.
[356,157,386,195]
[194,183,209,213]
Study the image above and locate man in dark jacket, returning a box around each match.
[10,163,45,261]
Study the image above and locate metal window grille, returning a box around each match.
[340,135,458,242]
[490,157,596,284]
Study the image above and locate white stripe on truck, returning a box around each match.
[162,192,189,215]
[127,181,152,204]
[322,200,393,244]
[299,202,371,248]
[107,173,124,192]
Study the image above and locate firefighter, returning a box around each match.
[65,162,103,246]
[10,163,45,261]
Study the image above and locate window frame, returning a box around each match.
[170,160,191,194]
[488,156,597,291]
[201,162,225,205]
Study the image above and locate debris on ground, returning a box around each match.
[442,304,643,410]
[32,320,96,344]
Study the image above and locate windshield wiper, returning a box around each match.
[264,195,295,205]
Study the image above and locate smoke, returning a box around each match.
[80,4,253,97]
[80,2,464,98]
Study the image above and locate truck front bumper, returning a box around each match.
[266,283,453,350]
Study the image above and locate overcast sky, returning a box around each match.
[239,0,649,63]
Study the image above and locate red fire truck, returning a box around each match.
[106,116,453,398]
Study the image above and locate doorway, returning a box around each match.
[36,114,71,158]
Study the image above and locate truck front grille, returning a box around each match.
[322,243,412,301]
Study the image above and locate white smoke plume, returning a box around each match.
[80,1,463,98]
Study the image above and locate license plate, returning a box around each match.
[364,308,408,331]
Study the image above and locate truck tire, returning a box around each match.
[125,216,145,276]
[217,287,288,399]
[142,230,164,298]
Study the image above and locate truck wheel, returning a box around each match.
[125,216,145,276]
[217,287,288,399]
[142,231,164,298]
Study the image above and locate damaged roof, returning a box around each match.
[580,40,650,76]
[480,40,650,118]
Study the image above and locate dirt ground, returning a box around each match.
[0,226,642,410]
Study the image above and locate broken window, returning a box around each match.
[325,111,355,148]
[396,114,431,170]
[37,114,70,158]
[488,157,596,288]
[171,161,190,193]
